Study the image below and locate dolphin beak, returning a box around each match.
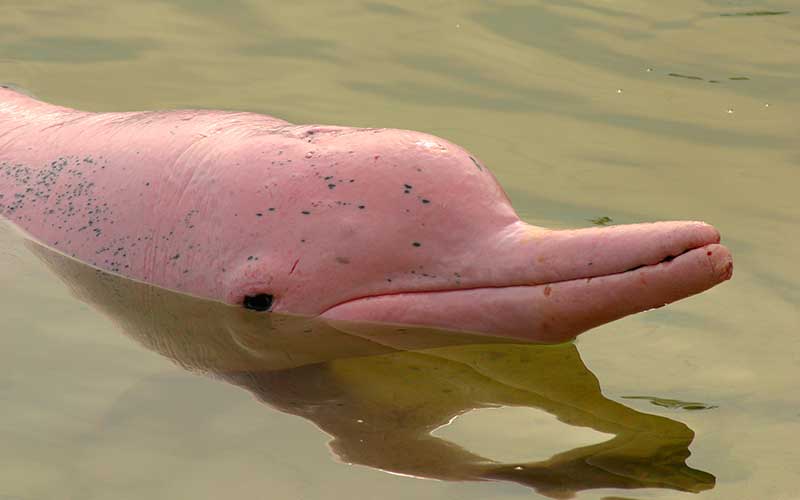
[321,221,733,343]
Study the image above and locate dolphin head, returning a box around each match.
[215,126,732,343]
[0,88,731,343]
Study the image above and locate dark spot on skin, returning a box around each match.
[243,294,273,312]
[145,182,150,186]
[328,184,336,189]
[247,256,255,261]
[412,242,421,247]
[707,251,713,256]
[301,211,310,215]
[256,212,263,217]
[404,184,413,189]
[469,156,483,171]
[336,256,350,264]
[544,286,552,297]
[421,199,430,204]
[358,205,365,209]
[171,254,180,260]
[268,207,275,211]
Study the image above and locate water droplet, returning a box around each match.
[356,419,364,423]
[514,466,524,471]
[727,108,734,114]
[646,67,653,72]
[616,89,623,94]
[455,23,461,28]
[764,103,770,108]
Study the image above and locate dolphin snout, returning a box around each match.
[706,244,734,282]
[322,221,732,343]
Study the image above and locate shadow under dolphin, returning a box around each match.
[22,235,715,499]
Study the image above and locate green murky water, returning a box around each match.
[1,1,798,499]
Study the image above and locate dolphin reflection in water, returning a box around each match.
[26,237,714,499]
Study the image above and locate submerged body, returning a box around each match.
[0,86,732,342]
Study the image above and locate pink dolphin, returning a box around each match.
[0,86,732,343]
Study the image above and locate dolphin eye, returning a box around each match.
[243,294,273,312]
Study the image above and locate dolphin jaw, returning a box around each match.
[318,222,732,343]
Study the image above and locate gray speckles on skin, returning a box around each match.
[0,156,143,273]
[1,156,113,234]
[183,209,199,229]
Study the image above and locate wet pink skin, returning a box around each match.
[0,87,732,342]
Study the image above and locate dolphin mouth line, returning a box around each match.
[621,246,691,273]
[319,241,721,317]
